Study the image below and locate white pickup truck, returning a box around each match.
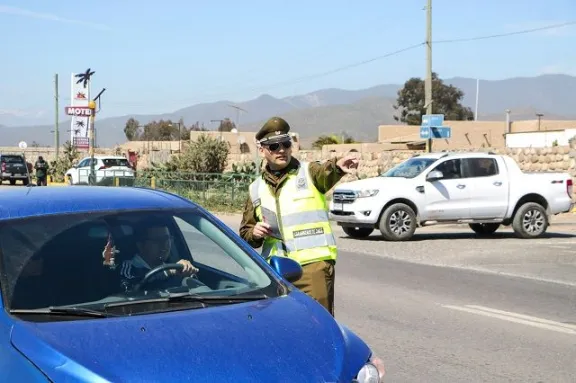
[329,152,574,241]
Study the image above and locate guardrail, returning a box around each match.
[75,169,136,186]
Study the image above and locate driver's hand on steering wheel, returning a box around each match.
[172,259,199,276]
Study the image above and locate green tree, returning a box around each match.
[124,117,141,141]
[312,133,356,149]
[160,133,230,174]
[393,72,474,125]
[48,141,80,182]
[217,118,236,132]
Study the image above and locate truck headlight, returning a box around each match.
[355,355,385,382]
[356,189,379,198]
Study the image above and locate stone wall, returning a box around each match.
[0,146,115,162]
[231,146,576,197]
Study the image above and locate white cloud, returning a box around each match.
[504,20,575,37]
[0,5,111,31]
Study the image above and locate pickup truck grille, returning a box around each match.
[332,190,357,204]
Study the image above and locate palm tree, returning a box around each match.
[75,68,95,88]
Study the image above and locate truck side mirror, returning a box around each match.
[426,170,444,182]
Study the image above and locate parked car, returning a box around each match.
[65,155,135,185]
[0,153,30,186]
[330,151,574,241]
[0,186,385,382]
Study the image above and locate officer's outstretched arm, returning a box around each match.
[308,159,346,194]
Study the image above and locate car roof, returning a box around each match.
[0,186,197,221]
[414,151,498,160]
[81,155,127,160]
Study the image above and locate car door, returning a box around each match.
[463,157,508,219]
[422,158,471,221]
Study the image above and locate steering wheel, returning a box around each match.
[132,263,184,292]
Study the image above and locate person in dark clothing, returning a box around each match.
[118,220,199,292]
[34,156,49,186]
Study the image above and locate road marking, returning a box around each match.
[442,304,576,335]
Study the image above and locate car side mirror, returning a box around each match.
[426,170,444,181]
[269,256,302,283]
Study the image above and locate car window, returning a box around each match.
[102,158,130,167]
[0,210,276,317]
[381,157,437,178]
[173,217,250,280]
[77,159,89,167]
[2,155,25,164]
[463,158,498,178]
[432,159,462,179]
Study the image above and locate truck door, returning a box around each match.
[423,158,471,220]
[463,157,508,219]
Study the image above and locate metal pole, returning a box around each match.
[475,78,480,121]
[425,0,433,153]
[88,100,96,185]
[54,74,59,159]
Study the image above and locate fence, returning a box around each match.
[123,171,258,212]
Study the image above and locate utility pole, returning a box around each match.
[425,0,433,153]
[54,74,60,159]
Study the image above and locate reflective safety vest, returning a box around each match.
[249,162,338,266]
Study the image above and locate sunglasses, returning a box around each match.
[264,141,292,152]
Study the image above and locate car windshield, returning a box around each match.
[380,157,438,178]
[0,209,279,319]
[2,155,25,164]
[102,158,130,167]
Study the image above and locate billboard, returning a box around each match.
[70,73,91,150]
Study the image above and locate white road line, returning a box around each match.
[442,304,576,335]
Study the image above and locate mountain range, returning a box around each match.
[1,74,575,149]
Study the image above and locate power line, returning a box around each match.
[434,21,576,44]
[245,43,425,93]
[240,21,576,95]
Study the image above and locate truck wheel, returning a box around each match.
[469,223,500,236]
[342,227,374,238]
[512,202,548,239]
[378,203,417,241]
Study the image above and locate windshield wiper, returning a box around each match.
[164,292,268,303]
[9,306,114,318]
[104,293,268,309]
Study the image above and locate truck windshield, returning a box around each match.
[381,157,437,178]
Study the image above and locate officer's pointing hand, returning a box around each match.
[253,222,272,239]
[336,154,360,173]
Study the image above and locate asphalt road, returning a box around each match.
[336,250,576,382]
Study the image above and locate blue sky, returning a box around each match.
[0,0,575,120]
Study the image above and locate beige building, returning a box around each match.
[377,119,576,150]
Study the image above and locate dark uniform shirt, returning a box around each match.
[34,160,48,178]
[239,157,345,249]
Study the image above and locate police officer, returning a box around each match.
[239,117,359,316]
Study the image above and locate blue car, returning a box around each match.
[0,186,385,382]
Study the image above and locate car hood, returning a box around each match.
[10,292,371,382]
[335,176,411,191]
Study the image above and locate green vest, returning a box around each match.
[249,162,337,266]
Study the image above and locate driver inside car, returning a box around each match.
[118,220,199,291]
